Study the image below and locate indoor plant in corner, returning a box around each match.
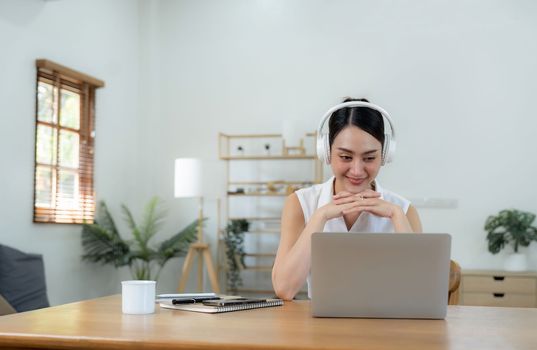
[223,219,250,293]
[485,209,537,271]
[81,196,199,281]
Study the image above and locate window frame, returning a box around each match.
[33,59,104,224]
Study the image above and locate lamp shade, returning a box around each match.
[174,158,202,198]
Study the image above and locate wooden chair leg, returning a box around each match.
[448,260,462,305]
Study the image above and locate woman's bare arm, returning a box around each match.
[405,205,422,233]
[272,194,327,300]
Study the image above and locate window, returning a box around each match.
[33,59,104,224]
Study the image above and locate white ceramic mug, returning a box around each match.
[121,280,156,314]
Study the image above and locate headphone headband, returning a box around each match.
[316,101,396,165]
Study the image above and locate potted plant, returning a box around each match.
[485,209,537,271]
[81,197,199,281]
[223,219,250,292]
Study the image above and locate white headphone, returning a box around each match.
[316,101,396,166]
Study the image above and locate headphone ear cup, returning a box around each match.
[316,133,331,164]
[323,133,330,164]
[382,134,395,165]
[316,133,327,163]
[381,135,388,166]
[387,139,396,163]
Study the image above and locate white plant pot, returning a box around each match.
[504,253,528,271]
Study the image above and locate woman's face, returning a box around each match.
[330,125,383,194]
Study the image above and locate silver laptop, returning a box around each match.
[311,233,451,319]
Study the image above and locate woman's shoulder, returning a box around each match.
[295,181,325,198]
[294,178,332,221]
[295,178,332,206]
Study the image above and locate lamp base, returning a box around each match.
[177,242,220,293]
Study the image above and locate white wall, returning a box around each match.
[0,0,143,305]
[143,0,537,280]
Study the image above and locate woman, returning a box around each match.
[272,98,423,301]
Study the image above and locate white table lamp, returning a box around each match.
[174,158,220,293]
[175,158,201,198]
[175,158,203,242]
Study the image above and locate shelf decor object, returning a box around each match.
[174,158,220,293]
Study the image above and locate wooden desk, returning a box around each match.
[0,295,536,350]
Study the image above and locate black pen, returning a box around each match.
[172,297,221,305]
[202,298,267,307]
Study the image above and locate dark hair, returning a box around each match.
[328,97,385,150]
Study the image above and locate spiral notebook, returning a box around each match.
[159,298,283,314]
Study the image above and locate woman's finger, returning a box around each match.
[352,198,379,206]
[335,189,380,200]
[342,207,364,215]
[333,191,353,199]
[359,189,381,198]
[333,196,361,205]
[334,195,383,206]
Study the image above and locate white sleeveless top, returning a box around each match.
[294,176,411,298]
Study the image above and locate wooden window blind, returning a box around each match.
[33,59,104,224]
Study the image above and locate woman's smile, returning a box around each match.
[345,175,366,186]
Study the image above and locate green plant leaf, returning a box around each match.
[139,196,166,246]
[224,219,250,293]
[81,223,130,267]
[96,201,120,236]
[156,219,200,266]
[485,209,537,254]
[82,198,206,282]
[81,202,131,266]
[121,203,144,251]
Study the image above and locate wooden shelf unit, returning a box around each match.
[221,155,317,160]
[217,132,323,295]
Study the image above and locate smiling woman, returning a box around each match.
[272,98,423,300]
